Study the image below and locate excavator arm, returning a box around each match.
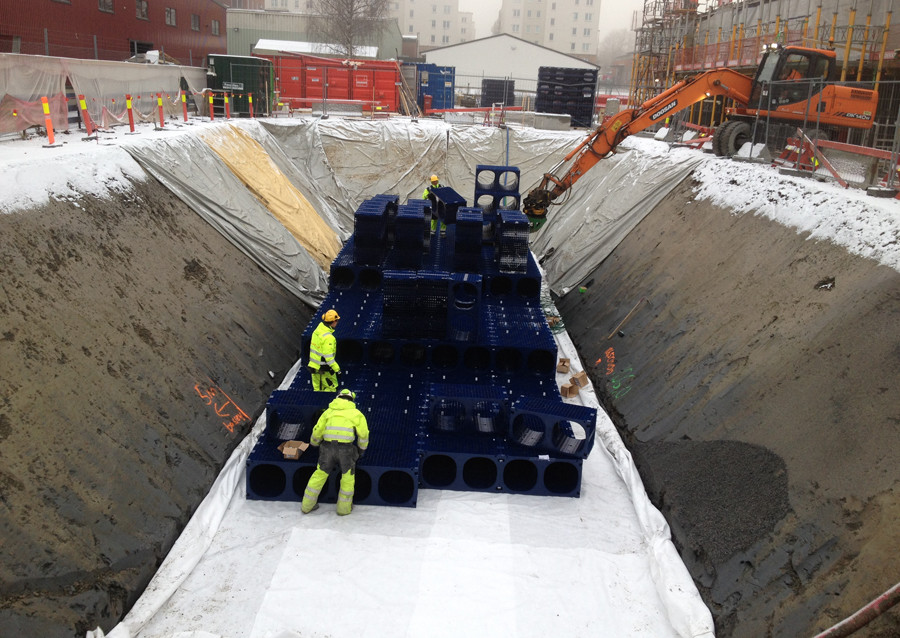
[523,68,754,230]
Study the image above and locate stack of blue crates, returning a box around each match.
[246,166,598,508]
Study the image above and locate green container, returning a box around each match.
[207,54,275,117]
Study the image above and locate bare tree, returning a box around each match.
[596,28,633,69]
[311,0,391,57]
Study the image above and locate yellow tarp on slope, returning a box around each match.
[200,124,340,270]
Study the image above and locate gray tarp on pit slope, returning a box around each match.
[123,129,328,306]
[529,138,705,296]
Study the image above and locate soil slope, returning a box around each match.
[0,176,312,636]
[557,177,900,637]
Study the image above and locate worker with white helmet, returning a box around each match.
[301,388,369,515]
[308,308,340,391]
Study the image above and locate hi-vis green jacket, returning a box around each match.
[308,321,339,372]
[311,397,369,451]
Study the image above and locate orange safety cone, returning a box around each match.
[40,96,61,148]
[77,94,97,139]
[125,94,136,133]
[155,93,165,129]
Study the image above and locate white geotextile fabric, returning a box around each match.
[87,317,714,638]
[122,126,329,306]
[529,138,705,296]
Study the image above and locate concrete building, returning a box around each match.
[495,0,601,63]
[262,0,474,52]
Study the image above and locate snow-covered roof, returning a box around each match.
[253,38,378,59]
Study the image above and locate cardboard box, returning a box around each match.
[560,382,580,398]
[570,370,589,388]
[556,357,570,374]
[277,440,309,460]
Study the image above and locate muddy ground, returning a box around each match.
[0,176,312,636]
[557,177,900,637]
[0,163,897,637]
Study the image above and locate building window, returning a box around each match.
[536,10,540,16]
[442,20,449,28]
[461,16,466,22]
[461,27,466,33]
[136,0,149,20]
[583,28,590,36]
[549,32,553,41]
[535,26,540,32]
[550,17,554,25]
[165,8,176,26]
[582,42,590,51]
[431,19,436,27]
[211,19,220,35]
[570,42,575,50]
[52,0,71,4]
[408,25,413,32]
[430,34,435,42]
[442,35,449,43]
[512,24,519,32]
[551,2,555,8]
[99,0,114,12]
[571,27,576,35]
[513,9,520,16]
[409,10,414,17]
[526,26,530,33]
[526,10,531,16]
[444,5,450,13]
[585,13,592,20]
[191,14,200,30]
[572,12,577,20]
[432,4,436,12]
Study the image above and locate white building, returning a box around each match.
[495,0,601,62]
[264,0,474,51]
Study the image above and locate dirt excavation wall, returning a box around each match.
[557,177,900,637]
[0,176,312,636]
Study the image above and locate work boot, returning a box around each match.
[302,504,319,514]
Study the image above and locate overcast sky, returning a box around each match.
[459,0,645,42]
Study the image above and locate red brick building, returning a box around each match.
[0,0,231,67]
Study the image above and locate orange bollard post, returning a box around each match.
[77,94,97,138]
[156,93,165,129]
[224,92,231,119]
[208,92,215,121]
[248,94,254,119]
[181,90,189,122]
[40,96,59,147]
[125,94,136,133]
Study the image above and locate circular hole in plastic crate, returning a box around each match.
[544,461,579,494]
[432,399,465,432]
[498,195,519,210]
[498,171,519,191]
[463,457,498,489]
[354,468,372,501]
[552,420,586,456]
[338,339,364,364]
[476,170,497,189]
[452,282,478,309]
[249,464,287,498]
[421,454,457,487]
[433,344,459,369]
[463,346,490,371]
[291,465,316,498]
[370,340,395,364]
[512,413,545,447]
[473,401,503,434]
[490,276,512,296]
[400,342,427,367]
[503,459,538,492]
[527,349,556,374]
[378,470,416,504]
[359,268,382,291]
[476,194,494,212]
[516,277,540,298]
[496,348,522,372]
[331,266,354,289]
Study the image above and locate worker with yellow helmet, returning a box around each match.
[422,174,445,234]
[308,309,340,391]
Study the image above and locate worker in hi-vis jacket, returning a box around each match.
[308,309,340,391]
[422,174,445,234]
[301,388,369,515]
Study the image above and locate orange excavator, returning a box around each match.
[523,43,878,230]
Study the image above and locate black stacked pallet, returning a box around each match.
[394,204,425,269]
[496,210,530,273]
[354,196,393,266]
[480,78,515,108]
[535,67,598,128]
[383,270,419,338]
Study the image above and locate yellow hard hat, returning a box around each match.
[323,309,340,322]
[430,174,439,183]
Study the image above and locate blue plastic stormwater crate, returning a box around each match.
[250,164,598,508]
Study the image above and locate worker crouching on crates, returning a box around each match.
[301,388,370,515]
[308,309,340,391]
[422,174,445,234]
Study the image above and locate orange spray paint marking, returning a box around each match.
[194,379,250,433]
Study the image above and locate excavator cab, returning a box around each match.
[748,44,835,110]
